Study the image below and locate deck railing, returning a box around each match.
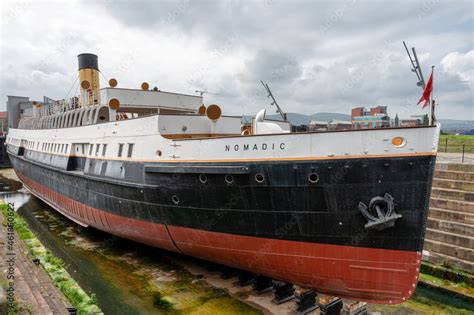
[23,90,102,118]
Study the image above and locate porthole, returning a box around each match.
[156,150,162,157]
[199,174,207,184]
[171,195,180,205]
[308,173,319,184]
[255,173,264,183]
[225,174,234,184]
[392,137,406,148]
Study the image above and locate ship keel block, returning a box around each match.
[168,226,420,304]
[16,171,179,253]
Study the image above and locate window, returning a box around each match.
[118,143,124,157]
[65,144,69,153]
[89,144,94,156]
[127,143,134,158]
[95,144,100,156]
[102,144,107,157]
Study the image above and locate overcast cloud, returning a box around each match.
[0,0,472,120]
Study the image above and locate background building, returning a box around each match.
[327,119,352,130]
[308,120,328,131]
[0,112,7,136]
[6,96,33,129]
[351,106,390,129]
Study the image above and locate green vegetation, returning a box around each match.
[438,134,474,153]
[84,244,262,314]
[152,292,173,310]
[0,203,103,315]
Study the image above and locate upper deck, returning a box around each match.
[18,87,204,130]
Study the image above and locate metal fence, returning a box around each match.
[440,136,474,164]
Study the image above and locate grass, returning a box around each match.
[0,203,103,315]
[438,134,474,153]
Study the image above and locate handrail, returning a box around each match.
[24,90,102,118]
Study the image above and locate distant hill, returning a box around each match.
[438,119,474,132]
[310,112,351,123]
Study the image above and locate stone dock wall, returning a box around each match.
[424,163,474,273]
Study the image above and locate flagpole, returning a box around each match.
[430,65,435,125]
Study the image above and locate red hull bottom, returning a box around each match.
[18,172,420,304]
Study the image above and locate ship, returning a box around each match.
[6,54,440,304]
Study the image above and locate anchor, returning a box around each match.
[358,193,402,231]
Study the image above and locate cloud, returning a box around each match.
[441,50,474,84]
[0,0,472,120]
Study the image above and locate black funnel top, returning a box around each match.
[78,53,99,70]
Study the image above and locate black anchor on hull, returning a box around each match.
[358,193,402,231]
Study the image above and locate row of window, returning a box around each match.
[118,143,134,158]
[42,142,69,154]
[24,140,69,154]
[88,143,108,157]
[84,143,134,158]
[14,138,135,159]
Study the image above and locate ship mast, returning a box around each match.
[403,42,436,125]
[260,81,287,122]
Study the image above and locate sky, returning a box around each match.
[0,0,473,120]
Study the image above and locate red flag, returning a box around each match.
[417,73,433,109]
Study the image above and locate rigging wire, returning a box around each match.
[63,75,80,100]
[98,70,109,85]
[73,77,80,97]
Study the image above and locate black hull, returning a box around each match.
[7,147,437,303]
[9,150,436,252]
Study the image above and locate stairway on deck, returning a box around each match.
[424,163,474,273]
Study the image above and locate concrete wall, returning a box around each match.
[423,162,474,273]
[6,96,30,128]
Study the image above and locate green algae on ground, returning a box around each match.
[368,276,474,315]
[0,203,103,315]
[61,228,262,314]
[420,273,474,297]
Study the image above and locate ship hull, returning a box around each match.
[9,148,435,304]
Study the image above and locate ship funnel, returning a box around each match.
[78,53,100,107]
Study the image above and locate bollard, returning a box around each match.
[445,137,448,152]
[462,143,465,164]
